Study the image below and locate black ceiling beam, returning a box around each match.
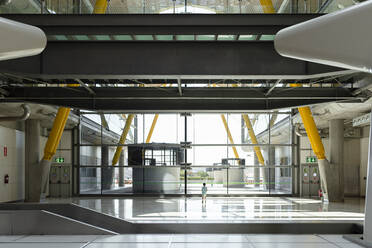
[1,86,359,111]
[0,41,343,78]
[0,14,323,35]
[3,86,355,98]
[5,98,356,112]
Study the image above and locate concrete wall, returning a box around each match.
[343,138,361,197]
[300,130,367,197]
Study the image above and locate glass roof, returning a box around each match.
[97,0,284,14]
[0,0,360,14]
[48,34,274,41]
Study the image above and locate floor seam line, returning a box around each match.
[167,233,174,248]
[81,241,93,248]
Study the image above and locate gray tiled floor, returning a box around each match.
[0,234,364,248]
[14,235,100,243]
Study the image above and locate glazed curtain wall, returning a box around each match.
[76,113,294,196]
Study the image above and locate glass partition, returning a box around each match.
[79,167,101,194]
[187,167,228,195]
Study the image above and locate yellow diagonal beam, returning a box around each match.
[260,0,276,13]
[242,114,265,165]
[210,84,240,159]
[93,0,108,13]
[146,114,159,143]
[220,114,240,159]
[298,107,326,159]
[290,83,325,160]
[112,114,135,165]
[144,84,168,143]
[43,107,71,161]
[224,84,263,164]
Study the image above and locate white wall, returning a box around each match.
[0,125,25,202]
[360,126,369,197]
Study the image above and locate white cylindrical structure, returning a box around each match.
[274,0,372,73]
[0,17,46,61]
[223,169,245,188]
[213,170,223,184]
[142,167,181,193]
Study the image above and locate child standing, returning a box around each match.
[202,183,208,205]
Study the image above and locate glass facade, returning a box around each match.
[75,112,294,196]
[0,0,358,14]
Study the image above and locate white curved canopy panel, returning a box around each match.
[274,0,372,73]
[0,17,46,61]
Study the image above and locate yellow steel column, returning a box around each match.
[43,107,71,160]
[290,83,325,160]
[144,84,168,143]
[296,105,335,201]
[298,107,326,159]
[259,0,275,13]
[146,114,159,143]
[291,84,339,201]
[220,114,240,159]
[40,107,71,198]
[242,114,265,165]
[112,114,135,165]
[93,0,109,13]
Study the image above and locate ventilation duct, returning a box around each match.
[0,104,31,122]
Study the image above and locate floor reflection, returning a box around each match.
[48,197,365,223]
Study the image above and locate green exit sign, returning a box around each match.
[55,157,65,163]
[306,156,317,163]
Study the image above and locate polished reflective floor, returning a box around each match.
[0,234,364,247]
[47,197,365,223]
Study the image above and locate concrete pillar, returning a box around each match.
[101,145,112,190]
[364,112,372,244]
[72,0,81,14]
[329,119,344,201]
[263,147,276,190]
[102,145,109,166]
[268,146,276,190]
[25,120,41,202]
[254,153,260,188]
[119,152,125,187]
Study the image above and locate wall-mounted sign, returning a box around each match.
[55,157,65,163]
[306,156,317,163]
